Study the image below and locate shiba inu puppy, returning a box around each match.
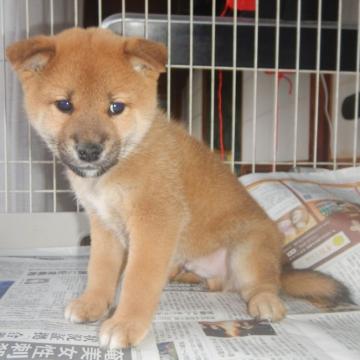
[6,28,351,349]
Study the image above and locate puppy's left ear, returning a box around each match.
[124,38,167,75]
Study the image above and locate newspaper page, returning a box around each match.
[1,167,360,360]
[1,250,360,360]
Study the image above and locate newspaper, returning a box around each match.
[0,167,360,360]
[240,166,360,304]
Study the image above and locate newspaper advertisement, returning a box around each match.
[0,167,360,359]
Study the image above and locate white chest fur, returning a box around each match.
[69,174,129,247]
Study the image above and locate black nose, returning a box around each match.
[76,143,103,162]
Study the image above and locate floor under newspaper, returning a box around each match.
[0,247,360,360]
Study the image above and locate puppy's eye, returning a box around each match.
[109,102,125,116]
[55,99,73,113]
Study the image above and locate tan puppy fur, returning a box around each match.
[7,28,351,349]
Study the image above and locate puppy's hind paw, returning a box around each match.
[248,292,287,322]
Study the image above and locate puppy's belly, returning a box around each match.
[184,248,227,279]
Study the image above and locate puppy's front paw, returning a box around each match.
[99,317,149,349]
[65,292,109,323]
[248,292,287,322]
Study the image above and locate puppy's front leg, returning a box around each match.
[65,214,126,323]
[99,202,181,349]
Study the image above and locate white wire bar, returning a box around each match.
[188,0,194,135]
[230,1,238,172]
[98,0,102,27]
[210,0,216,150]
[1,0,8,212]
[166,64,360,75]
[272,0,280,172]
[25,0,32,213]
[74,0,79,27]
[50,0,57,211]
[223,160,358,167]
[312,0,322,168]
[353,2,360,166]
[166,0,171,120]
[122,0,126,36]
[332,0,342,170]
[25,0,30,38]
[0,160,64,164]
[1,190,73,193]
[251,0,259,172]
[144,0,149,39]
[50,0,54,35]
[75,0,80,212]
[292,0,301,168]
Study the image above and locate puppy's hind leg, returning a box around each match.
[228,226,287,322]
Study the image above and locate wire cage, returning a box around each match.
[1,0,360,246]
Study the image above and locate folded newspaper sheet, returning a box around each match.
[1,167,360,360]
[240,166,360,305]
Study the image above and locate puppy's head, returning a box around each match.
[6,28,167,177]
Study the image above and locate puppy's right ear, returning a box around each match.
[6,36,55,75]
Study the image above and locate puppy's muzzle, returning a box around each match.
[76,142,103,163]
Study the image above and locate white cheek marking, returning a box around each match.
[31,113,60,156]
[119,111,152,158]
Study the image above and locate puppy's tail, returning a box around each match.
[280,267,353,307]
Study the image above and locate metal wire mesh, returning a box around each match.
[1,0,360,214]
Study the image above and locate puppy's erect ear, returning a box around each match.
[6,36,55,74]
[124,38,167,75]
